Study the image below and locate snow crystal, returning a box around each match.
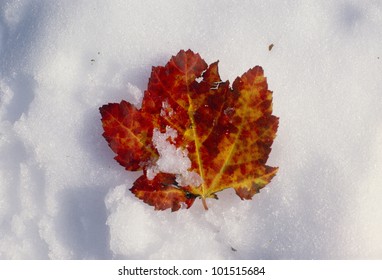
[176,171,204,188]
[160,100,174,117]
[147,126,203,187]
[147,126,188,179]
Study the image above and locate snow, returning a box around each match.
[1,0,382,259]
[147,126,188,180]
[147,126,203,187]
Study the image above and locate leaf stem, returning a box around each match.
[202,197,208,210]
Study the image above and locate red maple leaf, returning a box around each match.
[100,49,278,211]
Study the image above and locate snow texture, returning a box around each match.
[147,126,203,187]
[147,126,187,179]
[1,0,382,259]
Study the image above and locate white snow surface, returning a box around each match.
[1,0,382,259]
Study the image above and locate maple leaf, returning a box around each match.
[100,49,278,211]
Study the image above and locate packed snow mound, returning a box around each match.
[146,126,203,187]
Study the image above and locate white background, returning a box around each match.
[2,260,382,279]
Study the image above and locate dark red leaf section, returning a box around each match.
[130,173,195,211]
